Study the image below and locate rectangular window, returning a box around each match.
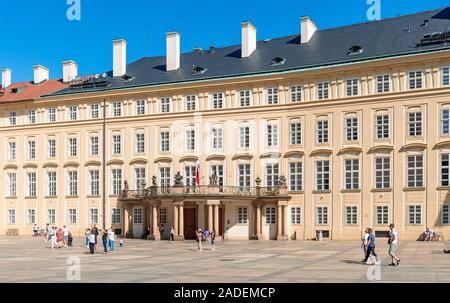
[89,208,99,224]
[27,209,36,224]
[28,110,36,124]
[210,165,224,188]
[8,141,16,160]
[135,167,146,190]
[267,87,278,104]
[90,136,99,156]
[185,95,196,111]
[316,207,328,225]
[265,207,276,224]
[47,209,56,224]
[159,167,170,187]
[345,206,358,224]
[112,102,122,117]
[291,207,301,224]
[89,170,100,196]
[160,97,171,113]
[112,134,121,155]
[111,169,122,195]
[291,85,303,102]
[112,208,121,224]
[136,100,146,115]
[266,124,278,147]
[185,130,195,151]
[408,111,422,136]
[185,166,197,187]
[8,209,16,224]
[135,133,145,154]
[408,205,422,225]
[28,140,36,160]
[344,159,359,190]
[46,171,57,197]
[239,126,250,149]
[266,163,279,188]
[441,154,450,187]
[317,82,330,100]
[316,160,330,191]
[289,162,303,191]
[6,173,16,197]
[409,71,423,89]
[160,131,170,152]
[238,164,251,190]
[67,171,78,196]
[443,205,449,225]
[90,104,100,119]
[239,90,251,107]
[133,208,143,224]
[48,139,56,158]
[68,106,78,121]
[159,208,167,225]
[68,137,77,157]
[375,157,390,189]
[407,155,424,188]
[212,93,224,109]
[345,117,358,141]
[237,207,248,224]
[345,79,359,96]
[316,120,329,144]
[443,67,450,86]
[48,108,57,122]
[290,122,301,145]
[68,209,77,224]
[26,172,37,197]
[376,74,391,93]
[212,128,223,150]
[442,109,450,135]
[8,112,17,126]
[376,206,389,225]
[375,114,389,139]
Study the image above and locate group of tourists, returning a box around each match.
[195,228,216,251]
[44,223,73,249]
[85,225,116,255]
[361,223,400,266]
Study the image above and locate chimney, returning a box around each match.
[166,32,180,71]
[301,16,317,44]
[113,39,127,77]
[63,60,78,82]
[1,68,11,89]
[241,22,256,58]
[33,65,49,84]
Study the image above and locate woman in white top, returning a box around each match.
[108,228,115,252]
[50,227,58,249]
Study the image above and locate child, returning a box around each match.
[119,239,123,247]
[68,232,73,247]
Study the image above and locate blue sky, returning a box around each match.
[0,0,448,82]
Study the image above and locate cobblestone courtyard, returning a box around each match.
[0,236,449,283]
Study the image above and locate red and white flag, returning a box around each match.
[195,160,200,186]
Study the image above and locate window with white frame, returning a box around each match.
[89,208,99,224]
[238,164,251,190]
[375,114,390,139]
[68,209,77,224]
[315,160,330,190]
[90,136,99,156]
[27,209,36,224]
[111,168,122,195]
[48,138,56,158]
[239,90,251,107]
[316,119,329,144]
[266,122,278,147]
[67,170,78,196]
[408,205,422,225]
[8,209,16,224]
[89,170,100,196]
[212,127,223,150]
[210,165,224,188]
[345,79,359,96]
[239,126,250,149]
[135,132,145,154]
[267,87,278,104]
[185,129,195,151]
[159,208,167,224]
[48,108,57,122]
[133,208,143,224]
[28,139,36,160]
[344,159,359,190]
[289,162,303,191]
[376,206,389,225]
[441,108,450,135]
[46,171,57,197]
[441,154,449,187]
[345,206,358,225]
[135,167,146,190]
[374,157,391,189]
[8,141,16,160]
[237,207,248,224]
[159,167,170,187]
[47,209,56,224]
[160,97,171,113]
[317,82,330,99]
[160,131,170,152]
[291,207,301,224]
[112,208,121,224]
[28,109,36,124]
[112,101,122,117]
[291,85,303,102]
[112,134,121,155]
[443,67,450,86]
[185,166,197,187]
[6,172,16,197]
[407,155,424,188]
[443,205,449,224]
[68,106,78,121]
[376,74,391,93]
[316,206,328,224]
[265,163,279,188]
[68,137,77,157]
[8,112,17,126]
[345,116,358,141]
[409,71,423,89]
[90,104,100,119]
[136,100,146,115]
[212,93,224,109]
[290,121,302,145]
[265,207,276,224]
[185,95,196,111]
[26,172,37,197]
[408,111,422,136]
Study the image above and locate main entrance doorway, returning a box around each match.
[184,208,197,239]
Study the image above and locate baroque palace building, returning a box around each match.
[1,8,450,240]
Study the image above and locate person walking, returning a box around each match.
[45,223,51,242]
[361,228,373,262]
[56,228,63,248]
[33,224,39,237]
[50,227,58,249]
[89,231,96,255]
[91,225,99,251]
[102,229,108,254]
[196,229,203,252]
[170,226,175,243]
[85,228,91,249]
[63,225,70,247]
[388,224,401,266]
[210,229,216,251]
[108,227,115,252]
[362,228,380,265]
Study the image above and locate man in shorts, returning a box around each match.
[388,223,401,266]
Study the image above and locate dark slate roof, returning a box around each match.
[50,7,450,96]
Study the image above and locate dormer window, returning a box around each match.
[270,57,286,66]
[347,45,363,55]
[192,65,207,75]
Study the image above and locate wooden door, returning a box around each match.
[184,208,196,239]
